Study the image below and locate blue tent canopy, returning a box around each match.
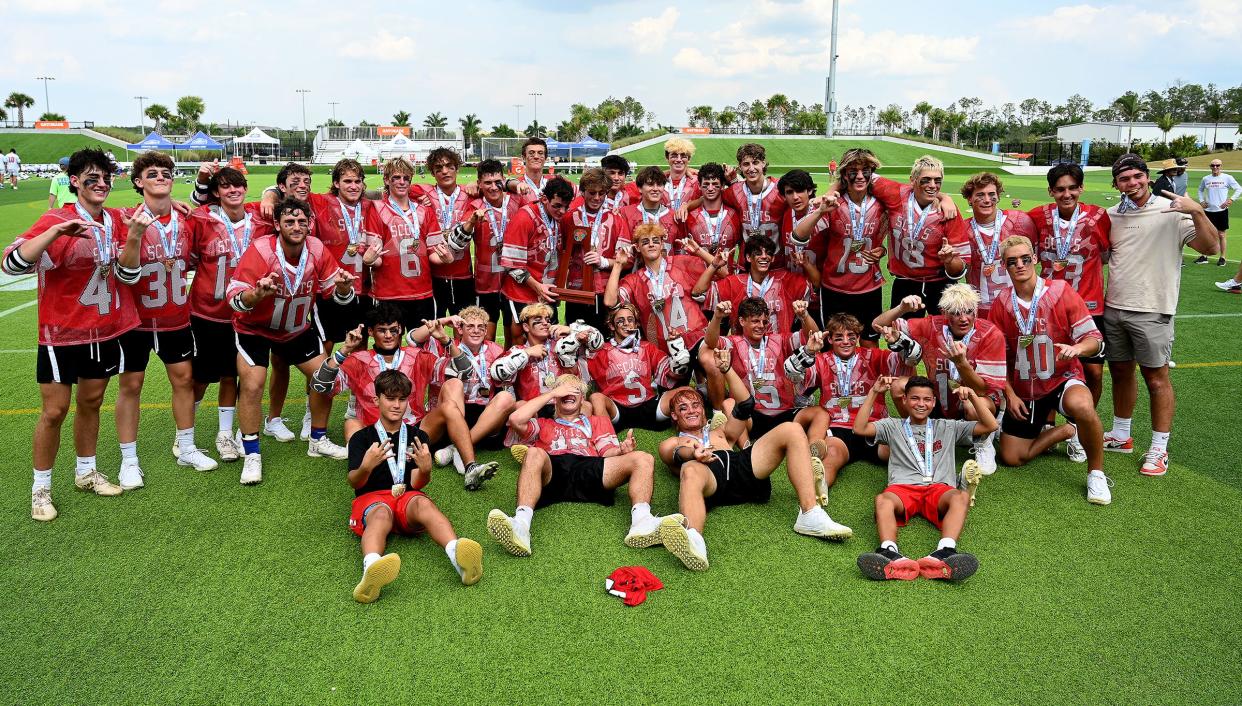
[545,137,610,158]
[176,131,224,150]
[125,132,177,151]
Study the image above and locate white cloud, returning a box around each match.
[1011,4,1182,43]
[630,7,680,53]
[338,30,416,61]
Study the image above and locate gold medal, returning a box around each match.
[543,372,557,388]
[346,243,359,256]
[838,396,851,409]
[849,240,864,253]
[982,263,995,277]
[750,377,763,390]
[391,483,406,498]
[163,258,176,272]
[948,379,961,390]
[1053,259,1068,272]
[1017,334,1034,348]
[98,263,110,278]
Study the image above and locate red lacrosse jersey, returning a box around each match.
[987,279,1103,401]
[661,174,702,211]
[186,205,262,323]
[707,270,811,335]
[799,347,911,428]
[335,347,438,425]
[250,200,319,240]
[684,205,742,269]
[898,315,1008,418]
[115,208,194,332]
[724,178,788,268]
[616,256,708,353]
[1027,203,1111,315]
[513,174,575,207]
[5,205,139,345]
[606,185,637,212]
[870,177,969,282]
[617,203,685,244]
[807,194,888,294]
[510,414,620,457]
[499,204,562,305]
[226,236,343,342]
[587,339,677,406]
[370,198,440,301]
[471,195,522,295]
[560,205,626,293]
[425,184,474,279]
[954,210,1038,316]
[724,332,803,415]
[435,340,505,405]
[508,340,591,401]
[307,193,380,295]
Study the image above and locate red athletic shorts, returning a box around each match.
[883,483,954,529]
[348,488,427,537]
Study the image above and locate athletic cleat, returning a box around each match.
[215,431,241,462]
[1140,448,1169,477]
[1214,279,1241,292]
[240,453,263,485]
[972,434,998,475]
[1066,436,1087,463]
[454,538,484,586]
[961,459,982,507]
[1102,433,1134,453]
[510,444,528,464]
[434,445,456,468]
[177,447,219,472]
[463,460,499,491]
[1193,255,1209,264]
[1087,470,1112,505]
[263,417,296,442]
[307,436,348,460]
[709,410,727,430]
[917,548,979,581]
[793,505,853,541]
[486,509,532,557]
[31,488,57,522]
[75,469,123,496]
[353,553,401,603]
[1218,258,1228,267]
[857,547,919,581]
[811,457,830,510]
[625,513,683,548]
[659,516,709,571]
[118,459,144,490]
[299,410,313,441]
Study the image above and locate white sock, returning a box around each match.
[302,400,311,420]
[1151,431,1170,453]
[32,469,51,491]
[515,505,533,528]
[445,539,461,575]
[687,527,707,555]
[1111,417,1132,438]
[937,537,957,550]
[631,502,652,521]
[363,552,381,570]
[881,540,898,552]
[1088,469,1105,478]
[75,456,96,476]
[219,407,235,433]
[119,442,137,462]
[193,399,202,416]
[1071,428,1081,445]
[176,427,196,453]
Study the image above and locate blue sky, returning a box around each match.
[1,0,1238,131]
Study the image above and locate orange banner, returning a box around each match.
[510,158,525,176]
[679,127,710,135]
[34,120,69,130]
[377,126,411,136]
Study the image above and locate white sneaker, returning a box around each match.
[307,435,348,460]
[434,445,456,467]
[298,409,312,441]
[1087,470,1112,505]
[659,516,709,571]
[624,512,684,548]
[31,487,57,522]
[793,505,853,540]
[241,453,263,485]
[1066,436,1087,463]
[118,458,144,490]
[1214,279,1240,291]
[263,417,296,442]
[973,432,998,476]
[75,469,123,496]
[486,509,532,557]
[215,430,241,462]
[177,447,219,472]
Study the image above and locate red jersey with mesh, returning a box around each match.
[307,193,380,294]
[118,208,195,331]
[226,236,343,342]
[500,204,562,305]
[424,185,475,279]
[661,174,702,211]
[987,279,1102,401]
[684,205,742,269]
[1027,203,1111,314]
[707,270,811,335]
[587,339,676,406]
[870,177,969,282]
[513,174,575,207]
[186,205,264,323]
[807,194,888,293]
[432,340,505,405]
[897,315,1008,417]
[370,198,440,301]
[724,178,788,268]
[616,256,707,352]
[724,332,803,415]
[954,210,1038,316]
[510,414,619,457]
[335,347,438,425]
[250,200,318,240]
[5,205,139,345]
[616,203,685,244]
[798,347,911,428]
[508,340,591,401]
[560,205,627,293]
[470,195,522,295]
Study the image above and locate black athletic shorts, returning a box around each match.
[120,326,195,372]
[1002,381,1078,440]
[316,296,372,343]
[235,328,323,368]
[890,277,952,317]
[613,396,670,432]
[383,298,436,334]
[1080,315,1106,366]
[464,401,506,450]
[191,316,238,383]
[821,287,883,341]
[748,408,800,440]
[704,447,771,509]
[832,427,883,464]
[537,454,614,508]
[563,293,608,335]
[1206,209,1229,233]
[36,338,123,384]
[475,291,502,325]
[433,278,477,318]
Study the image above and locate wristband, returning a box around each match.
[334,350,347,364]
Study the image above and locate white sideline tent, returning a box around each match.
[227,128,281,158]
[342,139,377,158]
[381,133,414,156]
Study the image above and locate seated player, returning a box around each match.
[587,303,689,433]
[490,302,600,406]
[872,285,1007,474]
[313,303,500,491]
[486,375,673,557]
[852,375,996,582]
[658,358,853,572]
[987,235,1111,505]
[346,370,484,603]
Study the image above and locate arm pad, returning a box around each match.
[310,359,339,395]
[889,332,922,366]
[448,352,474,380]
[489,348,529,382]
[3,248,33,275]
[508,268,529,284]
[731,395,756,421]
[783,346,816,382]
[230,291,254,312]
[114,263,143,285]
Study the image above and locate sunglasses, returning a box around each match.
[844,168,874,179]
[1005,254,1035,267]
[667,152,690,159]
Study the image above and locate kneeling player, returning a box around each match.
[430,306,517,465]
[347,370,484,603]
[853,376,996,582]
[658,360,853,572]
[486,375,673,557]
[587,303,689,432]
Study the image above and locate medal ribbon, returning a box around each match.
[387,198,421,240]
[970,211,1006,266]
[847,195,873,243]
[941,325,975,381]
[905,193,934,241]
[702,209,725,250]
[746,273,773,299]
[436,187,461,233]
[373,421,409,486]
[211,206,252,263]
[1053,205,1080,261]
[339,198,363,246]
[484,195,510,246]
[554,414,593,438]
[746,182,774,232]
[580,205,604,250]
[833,354,857,399]
[1010,280,1046,343]
[645,259,668,301]
[617,333,640,352]
[75,203,113,266]
[375,349,406,373]
[143,206,180,260]
[464,345,490,387]
[678,425,711,448]
[275,239,310,296]
[666,177,687,211]
[641,206,669,224]
[747,336,768,384]
[903,418,935,478]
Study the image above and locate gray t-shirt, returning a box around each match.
[874,417,978,487]
[1105,194,1196,315]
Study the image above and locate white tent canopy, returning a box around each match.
[342,138,377,158]
[231,128,280,145]
[381,133,414,155]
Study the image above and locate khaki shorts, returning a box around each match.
[1102,307,1173,368]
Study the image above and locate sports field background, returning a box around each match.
[0,138,1240,704]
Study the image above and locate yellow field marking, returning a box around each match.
[1173,361,1242,369]
[0,397,308,417]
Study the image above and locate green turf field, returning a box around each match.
[0,167,1240,705]
[621,137,1001,169]
[0,132,125,164]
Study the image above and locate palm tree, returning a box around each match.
[145,104,171,133]
[1155,113,1176,144]
[877,105,904,133]
[392,111,411,126]
[928,108,948,141]
[38,112,66,121]
[0,106,7,122]
[914,101,932,137]
[175,95,206,132]
[423,112,448,129]
[747,103,768,132]
[490,123,518,138]
[596,101,623,142]
[1112,93,1144,146]
[5,92,35,127]
[523,121,547,138]
[569,103,595,139]
[717,109,738,132]
[459,113,482,154]
[945,111,967,145]
[1204,102,1225,148]
[766,94,791,133]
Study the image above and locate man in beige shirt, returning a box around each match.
[1101,153,1217,477]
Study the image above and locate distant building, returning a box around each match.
[1057,121,1239,149]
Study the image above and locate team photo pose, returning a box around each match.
[683,162,741,277]
[560,168,628,332]
[617,166,686,245]
[955,172,1037,317]
[489,303,599,405]
[370,157,447,334]
[723,143,788,268]
[697,235,815,337]
[428,306,517,463]
[456,159,520,340]
[424,147,477,317]
[587,303,688,433]
[499,177,575,341]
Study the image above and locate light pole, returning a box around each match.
[295,88,311,142]
[329,101,339,121]
[513,104,523,130]
[529,92,542,135]
[36,76,55,115]
[824,0,839,137]
[134,95,148,133]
